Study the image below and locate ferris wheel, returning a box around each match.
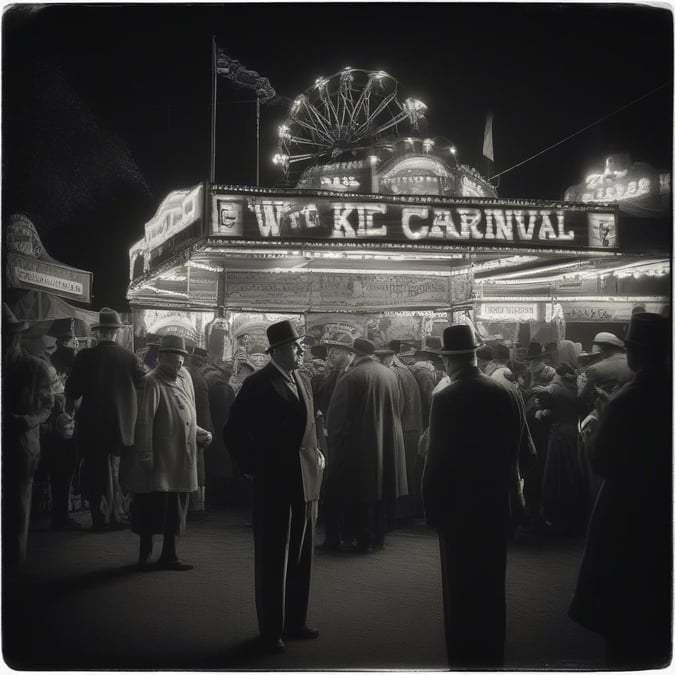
[272,68,427,177]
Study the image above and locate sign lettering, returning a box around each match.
[212,192,601,249]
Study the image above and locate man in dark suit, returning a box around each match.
[66,307,146,531]
[224,320,324,654]
[423,324,525,669]
[570,313,671,669]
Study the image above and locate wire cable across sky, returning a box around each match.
[489,82,670,182]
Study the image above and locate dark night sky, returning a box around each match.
[3,2,673,309]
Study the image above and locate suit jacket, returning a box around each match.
[423,365,523,535]
[65,340,146,450]
[570,366,671,638]
[185,363,214,435]
[224,362,323,502]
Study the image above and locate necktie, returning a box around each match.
[286,373,299,399]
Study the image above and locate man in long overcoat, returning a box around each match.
[65,307,145,530]
[423,325,525,669]
[389,346,423,518]
[325,338,407,552]
[3,303,55,566]
[224,320,325,654]
[569,313,671,669]
[125,335,211,570]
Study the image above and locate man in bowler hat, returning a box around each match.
[66,307,146,530]
[570,313,671,668]
[423,324,527,668]
[224,320,325,654]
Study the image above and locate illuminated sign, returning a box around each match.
[320,176,360,189]
[144,184,205,263]
[564,155,670,213]
[6,253,92,303]
[460,175,487,197]
[477,303,539,321]
[209,190,618,250]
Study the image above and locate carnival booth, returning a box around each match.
[4,213,98,355]
[127,70,670,362]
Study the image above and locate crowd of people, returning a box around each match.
[2,302,671,668]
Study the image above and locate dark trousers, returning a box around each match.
[2,446,40,566]
[252,484,316,641]
[47,437,78,526]
[438,530,507,668]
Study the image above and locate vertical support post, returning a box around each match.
[210,36,218,184]
[256,96,261,186]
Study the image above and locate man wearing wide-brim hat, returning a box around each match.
[3,303,55,566]
[224,319,325,654]
[582,330,633,396]
[313,332,355,417]
[422,324,528,668]
[65,307,146,531]
[570,313,671,668]
[125,335,212,571]
[325,337,408,553]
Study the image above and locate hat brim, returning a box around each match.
[159,347,188,355]
[429,346,478,355]
[374,349,395,355]
[265,335,302,353]
[91,322,125,330]
[322,341,354,351]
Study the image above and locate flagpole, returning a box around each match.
[210,35,217,184]
[256,96,260,186]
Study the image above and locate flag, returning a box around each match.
[482,113,494,162]
[216,48,276,102]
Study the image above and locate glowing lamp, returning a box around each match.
[278,124,290,139]
[369,155,379,165]
[450,146,457,155]
[403,98,427,113]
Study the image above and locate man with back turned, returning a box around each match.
[224,320,325,654]
[423,324,525,669]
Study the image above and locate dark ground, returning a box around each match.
[3,506,605,671]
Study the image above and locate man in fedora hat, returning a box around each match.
[570,313,671,669]
[224,319,325,654]
[581,331,633,397]
[422,324,527,668]
[65,307,146,531]
[126,335,211,571]
[3,303,56,566]
[313,332,355,417]
[325,338,407,553]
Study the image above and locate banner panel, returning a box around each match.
[210,190,619,250]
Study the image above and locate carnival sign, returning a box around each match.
[7,253,93,303]
[210,190,619,250]
[143,184,205,264]
[476,302,540,322]
[5,213,93,303]
[564,154,670,216]
[220,270,452,311]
